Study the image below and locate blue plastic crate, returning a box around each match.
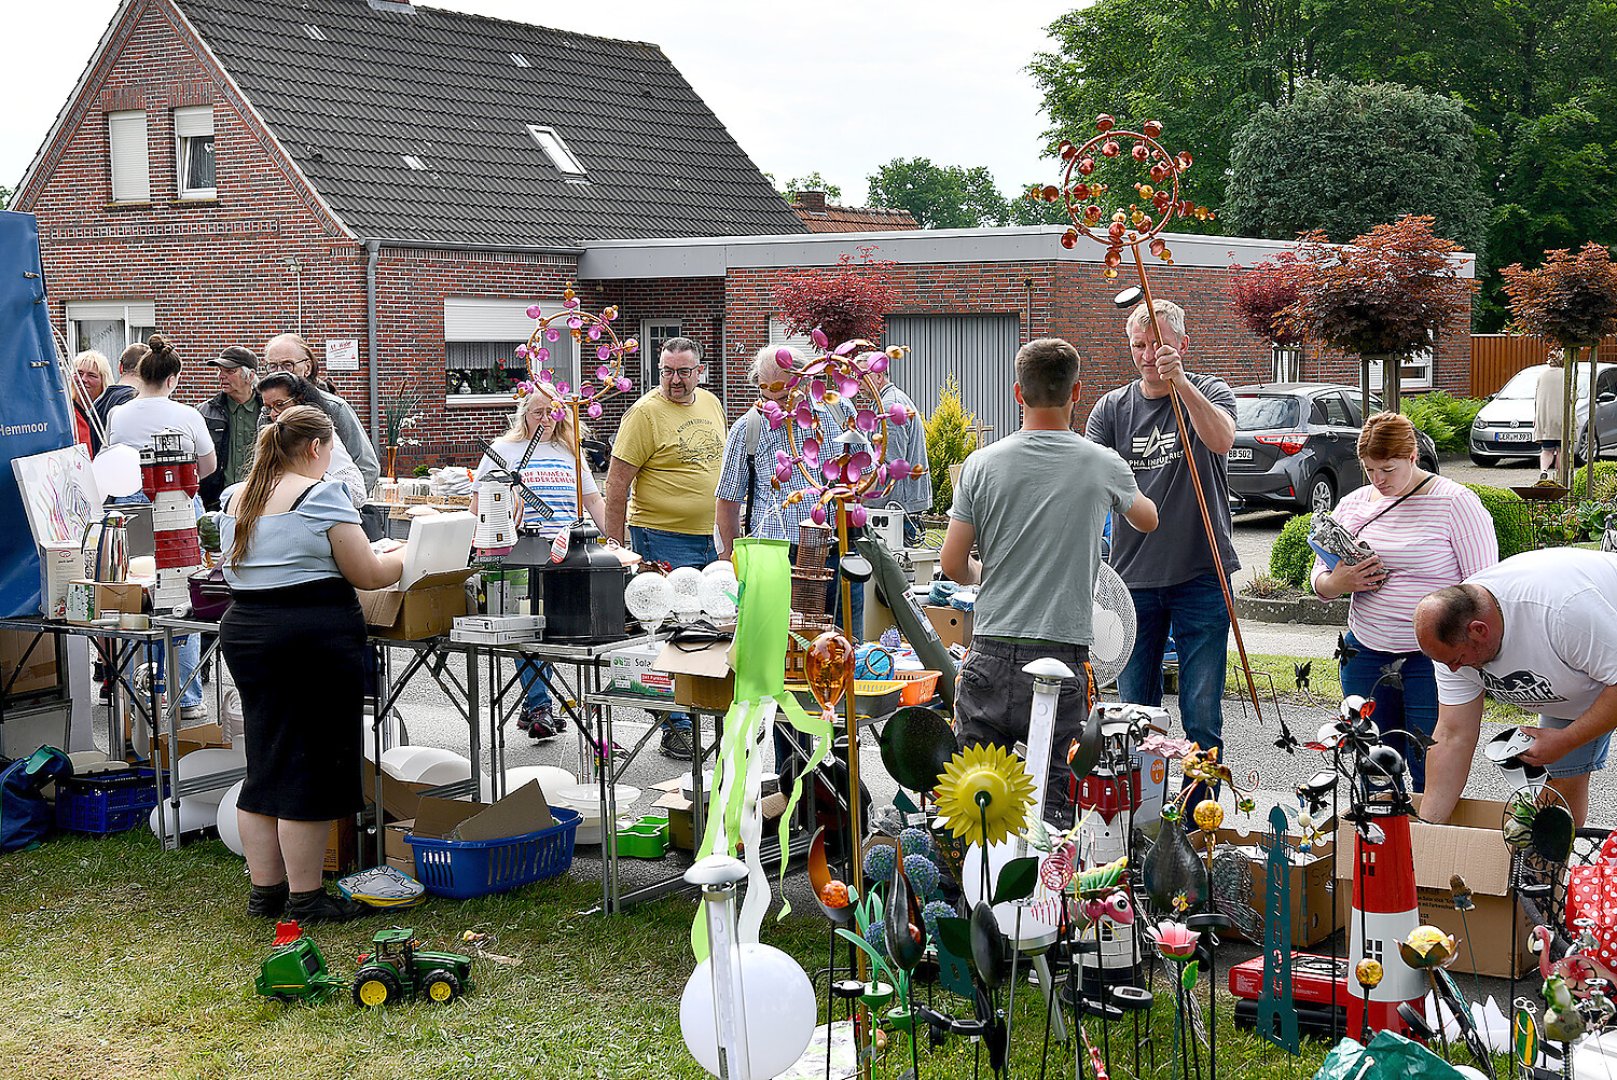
[404,805,580,899]
[55,767,162,836]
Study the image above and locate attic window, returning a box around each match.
[402,155,427,171]
[527,125,585,175]
[303,24,327,41]
[511,53,531,68]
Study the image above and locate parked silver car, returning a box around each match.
[1227,383,1439,515]
[1469,363,1617,466]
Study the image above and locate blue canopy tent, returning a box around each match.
[0,211,75,617]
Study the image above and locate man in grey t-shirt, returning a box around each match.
[943,338,1157,824]
[1086,299,1239,765]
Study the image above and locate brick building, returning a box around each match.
[14,0,1473,472]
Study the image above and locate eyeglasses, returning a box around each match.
[660,365,700,379]
[264,362,302,373]
[264,398,293,414]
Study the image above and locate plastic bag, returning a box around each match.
[1314,1031,1469,1080]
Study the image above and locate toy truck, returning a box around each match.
[255,923,347,1003]
[352,927,475,1007]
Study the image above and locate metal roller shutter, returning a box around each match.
[881,314,1021,445]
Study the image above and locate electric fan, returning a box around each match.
[1090,561,1136,688]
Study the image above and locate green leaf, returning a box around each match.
[991,856,1039,906]
[934,916,973,960]
[1181,959,1200,991]
[834,927,893,984]
[1022,817,1051,853]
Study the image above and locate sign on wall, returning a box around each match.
[326,339,359,372]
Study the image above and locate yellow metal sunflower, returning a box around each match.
[935,743,1036,847]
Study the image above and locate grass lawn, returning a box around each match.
[1225,652,1531,726]
[0,829,1348,1079]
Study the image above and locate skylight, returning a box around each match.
[526,125,585,175]
[511,53,531,69]
[303,24,327,41]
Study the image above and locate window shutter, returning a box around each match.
[108,111,149,201]
[173,105,213,139]
[443,297,553,341]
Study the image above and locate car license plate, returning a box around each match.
[1496,431,1533,443]
[1228,447,1254,461]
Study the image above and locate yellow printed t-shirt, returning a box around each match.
[614,388,727,534]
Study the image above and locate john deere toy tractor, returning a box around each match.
[352,927,475,1007]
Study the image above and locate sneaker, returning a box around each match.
[660,724,695,761]
[179,703,208,723]
[524,704,558,741]
[247,881,290,919]
[285,888,370,924]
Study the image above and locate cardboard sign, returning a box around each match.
[325,339,359,372]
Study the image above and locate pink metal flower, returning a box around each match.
[526,303,542,319]
[1138,734,1198,760]
[563,297,580,309]
[1146,921,1200,961]
[515,344,530,360]
[888,459,912,481]
[887,402,909,426]
[794,402,816,428]
[810,504,828,525]
[596,365,611,381]
[586,402,602,419]
[545,328,561,342]
[596,345,613,361]
[616,377,632,392]
[848,504,868,527]
[869,353,890,374]
[774,346,796,369]
[588,325,603,341]
[855,408,879,433]
[810,328,829,349]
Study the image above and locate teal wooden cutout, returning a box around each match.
[1257,804,1300,1053]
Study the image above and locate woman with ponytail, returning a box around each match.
[218,405,407,923]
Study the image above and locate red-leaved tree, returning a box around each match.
[772,246,900,347]
[1229,251,1303,346]
[1278,215,1475,414]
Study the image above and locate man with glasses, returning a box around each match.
[605,337,727,760]
[259,335,379,495]
[199,346,262,510]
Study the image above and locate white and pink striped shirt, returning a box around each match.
[1310,474,1499,653]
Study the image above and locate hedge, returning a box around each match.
[1269,512,1315,588]
[1571,461,1617,503]
[1461,483,1535,559]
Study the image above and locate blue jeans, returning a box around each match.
[1118,572,1229,759]
[1340,631,1436,792]
[629,525,719,733]
[518,659,553,711]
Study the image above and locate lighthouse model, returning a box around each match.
[142,429,203,612]
[1346,797,1424,1041]
[473,482,518,557]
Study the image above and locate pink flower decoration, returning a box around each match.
[567,316,583,330]
[774,462,793,483]
[597,345,613,361]
[837,375,859,399]
[556,381,571,396]
[833,340,858,357]
[535,347,551,364]
[795,403,816,428]
[1138,734,1198,760]
[855,409,879,433]
[564,297,580,309]
[889,459,912,480]
[848,504,868,527]
[870,353,890,374]
[810,379,827,402]
[888,402,909,425]
[1146,922,1200,961]
[803,436,821,463]
[588,325,603,341]
[774,347,796,369]
[821,458,843,482]
[525,303,542,319]
[848,450,872,475]
[515,344,530,359]
[810,328,829,349]
[774,449,791,469]
[876,464,889,485]
[596,365,611,381]
[545,328,561,342]
[810,504,828,525]
[587,402,603,419]
[605,309,617,321]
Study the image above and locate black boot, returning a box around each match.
[246,880,289,918]
[286,888,370,924]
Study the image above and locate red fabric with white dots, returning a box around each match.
[1565,832,1617,965]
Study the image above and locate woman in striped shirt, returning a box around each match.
[1311,413,1498,790]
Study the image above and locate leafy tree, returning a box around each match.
[0,185,9,211]
[924,373,979,514]
[1229,252,1303,346]
[772,246,899,346]
[866,158,1008,229]
[1225,80,1488,261]
[784,171,843,202]
[1005,184,1074,226]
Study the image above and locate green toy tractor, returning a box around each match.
[352,927,475,1008]
[255,925,347,1003]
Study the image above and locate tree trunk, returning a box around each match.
[1586,341,1600,497]
[1379,352,1401,417]
[1358,355,1373,422]
[1560,344,1578,490]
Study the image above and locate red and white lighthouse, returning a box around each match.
[1346,811,1424,1040]
[141,430,203,612]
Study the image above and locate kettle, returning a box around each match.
[82,510,131,583]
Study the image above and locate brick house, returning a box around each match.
[15,0,1472,472]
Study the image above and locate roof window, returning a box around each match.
[511,53,531,69]
[402,155,427,171]
[526,125,585,175]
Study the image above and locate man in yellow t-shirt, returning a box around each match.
[604,336,727,758]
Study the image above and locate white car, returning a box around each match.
[1469,363,1617,466]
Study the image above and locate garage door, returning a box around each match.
[881,314,1022,445]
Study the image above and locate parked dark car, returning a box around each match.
[1227,383,1439,514]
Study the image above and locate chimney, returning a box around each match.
[795,190,828,213]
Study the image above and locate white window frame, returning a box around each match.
[108,110,149,202]
[66,301,156,356]
[643,320,702,390]
[174,105,215,200]
[526,125,586,176]
[444,297,573,404]
[1365,347,1434,392]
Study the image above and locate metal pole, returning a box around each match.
[688,855,754,1080]
[834,498,871,1079]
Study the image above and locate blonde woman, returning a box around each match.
[70,349,113,454]
[218,405,406,923]
[472,381,605,737]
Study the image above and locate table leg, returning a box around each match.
[467,644,482,804]
[160,627,180,851]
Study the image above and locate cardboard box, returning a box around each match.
[325,817,358,875]
[384,818,416,877]
[39,541,81,620]
[1211,826,1338,948]
[477,568,531,616]
[156,722,229,770]
[924,605,972,648]
[361,759,438,824]
[654,789,696,851]
[0,629,60,698]
[1334,797,1531,979]
[409,779,555,842]
[65,579,145,625]
[358,567,477,640]
[655,639,735,711]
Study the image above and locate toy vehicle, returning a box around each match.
[352,927,475,1007]
[255,922,347,1003]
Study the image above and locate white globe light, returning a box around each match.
[699,574,738,621]
[148,796,218,839]
[625,572,673,625]
[680,943,816,1078]
[215,780,246,857]
[666,566,704,611]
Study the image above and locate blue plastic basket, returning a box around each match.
[404,805,581,899]
[55,767,162,835]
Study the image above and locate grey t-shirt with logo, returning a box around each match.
[950,430,1137,645]
[1085,373,1240,589]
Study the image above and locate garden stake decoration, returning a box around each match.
[1039,115,1267,735]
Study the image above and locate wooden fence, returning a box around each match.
[1471,334,1617,397]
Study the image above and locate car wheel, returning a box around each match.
[1307,473,1335,515]
[1469,452,1496,467]
[1420,451,1439,473]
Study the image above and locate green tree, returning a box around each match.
[0,185,9,211]
[1005,184,1073,226]
[866,158,1009,229]
[783,171,842,202]
[1225,80,1488,259]
[924,373,979,514]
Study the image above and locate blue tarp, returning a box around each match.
[0,211,74,617]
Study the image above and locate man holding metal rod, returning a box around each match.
[1086,298,1239,771]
